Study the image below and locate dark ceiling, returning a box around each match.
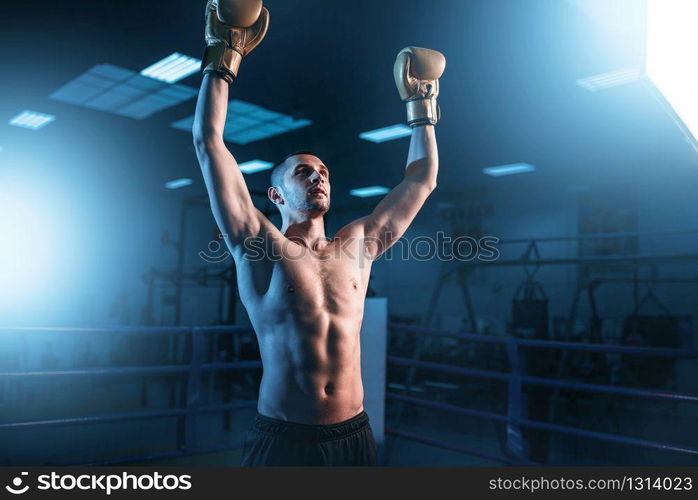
[2,0,697,211]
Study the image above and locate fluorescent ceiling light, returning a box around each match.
[350,186,390,198]
[576,67,644,92]
[9,110,56,130]
[565,0,646,36]
[51,64,197,119]
[483,163,536,177]
[141,53,201,83]
[172,99,312,145]
[646,0,698,150]
[225,100,311,144]
[165,178,193,189]
[359,124,412,143]
[238,159,274,174]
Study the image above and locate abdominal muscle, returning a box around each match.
[253,311,365,425]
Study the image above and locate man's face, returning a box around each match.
[279,154,331,215]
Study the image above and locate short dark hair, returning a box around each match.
[270,150,319,188]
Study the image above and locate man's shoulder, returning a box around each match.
[334,217,369,240]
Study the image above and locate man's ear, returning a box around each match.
[268,186,284,205]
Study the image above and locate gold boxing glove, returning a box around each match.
[202,0,269,83]
[393,47,446,127]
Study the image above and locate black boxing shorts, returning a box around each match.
[240,411,378,466]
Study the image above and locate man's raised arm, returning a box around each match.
[192,0,269,248]
[359,47,446,259]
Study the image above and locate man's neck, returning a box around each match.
[281,215,328,250]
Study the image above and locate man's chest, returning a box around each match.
[282,254,366,295]
[237,242,372,311]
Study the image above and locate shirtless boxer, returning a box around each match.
[192,0,445,466]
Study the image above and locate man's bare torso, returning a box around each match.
[233,218,372,425]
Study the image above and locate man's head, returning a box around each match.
[268,151,330,218]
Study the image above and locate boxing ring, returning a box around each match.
[386,323,698,465]
[0,325,260,465]
[1,317,697,465]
